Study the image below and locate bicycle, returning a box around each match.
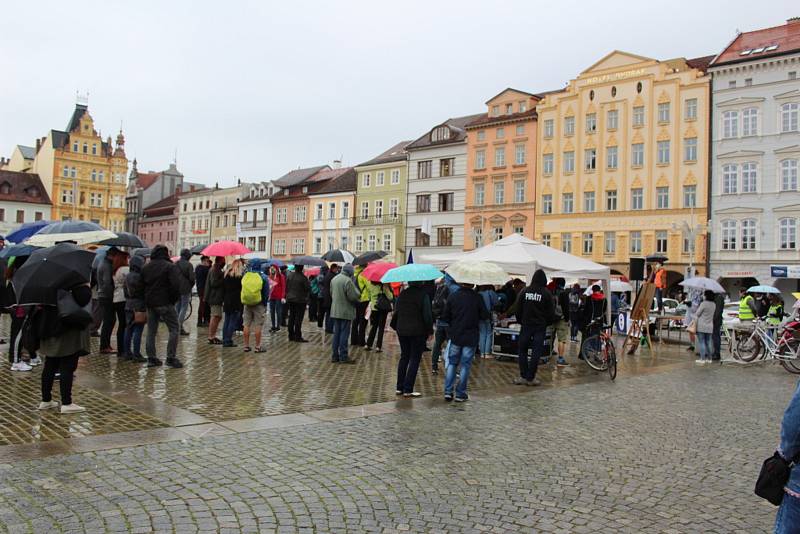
[581,320,617,380]
[731,318,800,374]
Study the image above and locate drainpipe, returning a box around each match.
[705,72,713,277]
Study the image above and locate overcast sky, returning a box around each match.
[1,0,796,186]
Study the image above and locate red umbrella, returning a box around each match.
[362,261,398,282]
[202,240,251,257]
[304,266,321,277]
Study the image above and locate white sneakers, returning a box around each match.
[28,357,42,366]
[10,361,32,372]
[37,401,59,410]
[60,404,86,414]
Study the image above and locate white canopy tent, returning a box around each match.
[417,233,612,321]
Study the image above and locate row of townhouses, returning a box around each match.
[1,17,799,298]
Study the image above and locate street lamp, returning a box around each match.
[672,203,704,278]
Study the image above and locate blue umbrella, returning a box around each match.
[747,285,780,294]
[267,258,286,267]
[381,263,443,283]
[0,243,42,259]
[5,220,51,244]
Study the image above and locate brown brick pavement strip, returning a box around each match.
[0,365,790,533]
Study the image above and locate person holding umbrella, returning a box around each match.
[141,245,184,368]
[267,264,285,332]
[97,246,119,353]
[195,256,211,327]
[365,281,394,352]
[111,250,130,360]
[391,281,434,397]
[123,254,147,363]
[222,259,245,347]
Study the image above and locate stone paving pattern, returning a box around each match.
[0,365,790,533]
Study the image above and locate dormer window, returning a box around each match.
[505,103,513,115]
[27,186,40,198]
[302,186,308,194]
[0,182,11,195]
[250,188,255,198]
[492,105,500,117]
[431,126,451,142]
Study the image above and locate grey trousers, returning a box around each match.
[145,305,179,360]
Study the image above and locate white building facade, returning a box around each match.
[405,114,481,256]
[237,181,279,253]
[177,187,214,251]
[709,18,800,296]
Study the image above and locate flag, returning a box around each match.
[407,248,414,264]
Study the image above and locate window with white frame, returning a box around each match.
[564,116,575,136]
[341,201,349,220]
[341,235,349,249]
[98,171,104,182]
[631,188,643,210]
[355,234,364,252]
[360,201,369,219]
[276,207,287,224]
[383,233,392,252]
[607,110,619,130]
[475,150,486,169]
[473,227,483,248]
[723,110,739,138]
[742,107,759,136]
[562,192,573,214]
[685,98,698,120]
[586,113,597,133]
[723,163,738,194]
[630,231,642,254]
[682,235,691,254]
[474,183,485,206]
[656,187,669,209]
[658,102,670,123]
[62,166,69,177]
[741,219,757,250]
[604,232,616,254]
[61,188,74,204]
[368,234,376,251]
[494,182,504,204]
[657,140,670,164]
[563,151,575,173]
[362,173,371,187]
[514,226,526,238]
[542,194,552,214]
[606,146,618,169]
[292,238,305,254]
[633,106,645,127]
[519,101,527,113]
[584,148,596,170]
[781,159,798,191]
[273,239,286,255]
[376,171,385,186]
[418,161,432,179]
[514,180,525,203]
[495,147,506,167]
[294,205,307,222]
[327,236,335,252]
[492,226,503,241]
[684,137,697,162]
[515,124,524,136]
[91,170,97,181]
[782,103,799,133]
[582,232,593,255]
[374,200,383,219]
[496,127,505,139]
[561,233,572,253]
[477,130,485,141]
[656,231,668,253]
[606,190,617,211]
[541,233,551,247]
[742,162,757,193]
[315,203,323,220]
[583,191,595,212]
[543,119,554,138]
[543,153,554,175]
[70,167,76,178]
[389,198,399,218]
[683,185,696,208]
[391,170,400,184]
[314,237,322,254]
[328,202,336,220]
[515,144,526,165]
[721,220,737,250]
[632,143,644,166]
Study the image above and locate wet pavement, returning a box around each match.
[0,302,692,450]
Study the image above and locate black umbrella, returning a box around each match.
[291,255,327,267]
[645,254,668,263]
[321,249,355,263]
[99,231,147,248]
[190,243,209,255]
[12,243,95,305]
[353,250,388,266]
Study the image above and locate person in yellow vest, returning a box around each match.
[767,293,785,328]
[738,288,758,322]
[350,265,371,346]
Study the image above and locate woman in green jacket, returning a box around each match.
[366,281,394,352]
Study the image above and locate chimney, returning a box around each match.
[789,17,800,25]
[332,159,342,169]
[35,138,41,152]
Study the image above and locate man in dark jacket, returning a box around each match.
[514,269,556,387]
[123,254,147,363]
[204,257,225,344]
[319,263,339,333]
[712,292,725,361]
[97,246,119,353]
[194,256,211,327]
[175,249,195,336]
[440,282,488,402]
[141,245,183,368]
[285,264,311,342]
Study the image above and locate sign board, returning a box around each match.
[771,265,800,279]
[721,270,756,278]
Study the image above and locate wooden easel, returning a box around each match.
[623,282,656,355]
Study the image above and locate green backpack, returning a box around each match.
[241,272,263,306]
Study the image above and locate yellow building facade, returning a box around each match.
[32,103,128,231]
[534,51,710,281]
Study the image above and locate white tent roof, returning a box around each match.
[417,233,610,282]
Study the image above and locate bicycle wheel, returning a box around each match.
[606,340,617,380]
[780,339,800,374]
[736,333,763,362]
[582,335,608,371]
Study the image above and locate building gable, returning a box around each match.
[580,50,656,75]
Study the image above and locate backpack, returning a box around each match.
[241,272,264,306]
[432,284,450,319]
[568,292,580,314]
[553,289,563,320]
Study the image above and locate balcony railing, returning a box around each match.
[352,214,404,227]
[239,220,270,229]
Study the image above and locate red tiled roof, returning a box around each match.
[686,55,715,72]
[143,193,178,216]
[0,170,52,205]
[711,19,800,66]
[466,108,538,129]
[136,172,160,190]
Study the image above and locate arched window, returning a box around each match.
[741,219,757,250]
[721,220,737,250]
[779,218,797,249]
[431,126,451,142]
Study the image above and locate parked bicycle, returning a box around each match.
[581,320,617,380]
[731,318,800,374]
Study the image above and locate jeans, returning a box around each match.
[175,293,191,327]
[145,305,179,360]
[712,324,722,360]
[223,310,242,345]
[99,297,116,349]
[397,335,425,393]
[287,302,306,340]
[431,325,448,370]
[569,315,580,340]
[518,325,546,381]
[478,319,493,355]
[444,343,476,399]
[41,353,79,404]
[775,492,800,534]
[367,309,388,350]
[351,301,368,345]
[331,318,351,362]
[269,299,283,329]
[124,310,144,357]
[113,302,126,355]
[697,332,713,361]
[655,287,664,311]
